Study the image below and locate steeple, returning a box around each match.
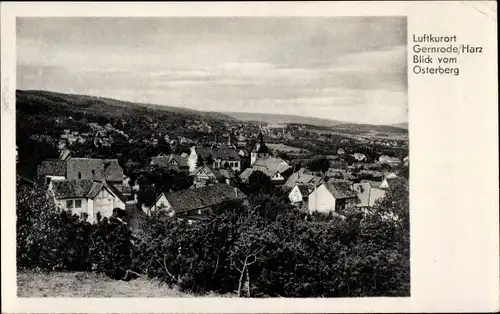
[258,132,264,144]
[251,131,270,165]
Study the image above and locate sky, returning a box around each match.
[17,17,407,125]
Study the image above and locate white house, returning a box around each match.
[288,184,315,207]
[379,155,401,166]
[352,182,386,208]
[147,192,175,216]
[352,153,367,162]
[308,181,358,214]
[380,172,398,189]
[49,179,126,224]
[188,146,242,173]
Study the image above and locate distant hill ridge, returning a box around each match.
[16,89,235,121]
[223,111,407,133]
[16,89,407,133]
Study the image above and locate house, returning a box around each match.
[308,181,359,214]
[188,146,242,173]
[150,153,189,172]
[380,173,398,189]
[238,149,249,158]
[288,184,315,207]
[59,147,72,160]
[147,184,247,217]
[352,153,367,162]
[239,167,255,183]
[284,168,323,189]
[403,156,409,166]
[37,158,124,192]
[190,165,234,188]
[49,179,126,224]
[250,132,270,165]
[379,155,401,166]
[252,156,292,184]
[352,182,386,208]
[37,159,67,185]
[325,168,346,179]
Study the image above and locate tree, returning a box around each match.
[16,177,92,271]
[305,156,330,173]
[247,170,274,195]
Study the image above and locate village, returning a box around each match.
[30,117,409,229]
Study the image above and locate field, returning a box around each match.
[266,143,307,153]
[17,271,232,298]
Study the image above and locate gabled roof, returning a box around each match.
[353,182,386,207]
[252,156,291,177]
[192,165,223,181]
[284,168,322,188]
[296,184,315,196]
[239,168,255,181]
[379,155,401,164]
[64,158,123,182]
[37,159,67,178]
[360,179,382,188]
[103,159,124,182]
[51,179,95,199]
[165,184,247,213]
[218,168,235,180]
[151,154,189,168]
[52,179,126,202]
[196,147,241,161]
[322,180,358,199]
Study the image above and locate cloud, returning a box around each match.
[17,17,408,124]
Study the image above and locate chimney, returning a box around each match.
[234,187,238,198]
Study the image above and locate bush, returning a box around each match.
[17,174,410,297]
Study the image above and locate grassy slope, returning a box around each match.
[17,271,233,298]
[17,89,235,121]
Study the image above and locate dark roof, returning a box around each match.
[86,181,105,198]
[323,181,358,199]
[297,184,315,196]
[65,158,123,182]
[165,184,247,213]
[51,179,126,201]
[192,165,223,181]
[37,160,66,178]
[284,168,322,188]
[51,179,95,199]
[197,147,241,161]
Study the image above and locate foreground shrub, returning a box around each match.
[17,175,410,297]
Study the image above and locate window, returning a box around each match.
[91,169,95,175]
[78,172,82,179]
[75,200,82,208]
[66,200,74,208]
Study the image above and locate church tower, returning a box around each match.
[250,132,270,165]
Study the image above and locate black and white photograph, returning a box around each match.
[14,16,411,298]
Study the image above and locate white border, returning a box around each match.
[2,1,499,313]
